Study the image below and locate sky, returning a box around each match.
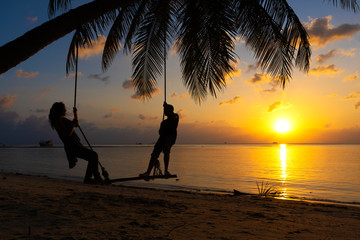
[0,0,360,145]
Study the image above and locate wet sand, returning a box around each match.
[1,172,359,240]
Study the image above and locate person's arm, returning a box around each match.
[55,109,78,137]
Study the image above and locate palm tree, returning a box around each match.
[0,0,358,101]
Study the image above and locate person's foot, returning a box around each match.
[94,176,104,185]
[139,172,150,181]
[83,178,96,184]
[165,171,172,176]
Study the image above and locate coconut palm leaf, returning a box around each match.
[131,0,178,99]
[177,0,237,102]
[66,11,117,74]
[48,0,73,17]
[327,0,360,12]
[234,0,311,87]
[102,1,150,71]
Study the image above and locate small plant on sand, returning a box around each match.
[256,181,280,197]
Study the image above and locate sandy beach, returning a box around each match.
[1,172,359,240]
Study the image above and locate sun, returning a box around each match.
[275,119,291,133]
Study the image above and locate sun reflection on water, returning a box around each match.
[279,144,288,199]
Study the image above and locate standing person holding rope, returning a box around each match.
[139,102,179,178]
[49,102,104,184]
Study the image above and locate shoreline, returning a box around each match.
[3,169,360,207]
[1,171,360,239]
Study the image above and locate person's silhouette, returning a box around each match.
[49,102,103,184]
[140,102,179,177]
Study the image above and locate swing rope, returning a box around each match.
[73,42,109,182]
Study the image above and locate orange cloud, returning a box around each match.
[309,64,342,75]
[219,96,242,106]
[34,88,56,101]
[26,16,38,24]
[138,114,159,121]
[78,35,107,59]
[339,48,357,56]
[176,109,186,119]
[316,49,337,64]
[225,61,241,83]
[65,72,83,79]
[305,16,360,47]
[0,94,17,110]
[342,72,359,82]
[16,69,39,78]
[267,101,292,112]
[355,101,360,109]
[122,79,134,89]
[171,92,190,100]
[131,87,161,100]
[247,72,271,85]
[104,108,120,119]
[342,91,360,100]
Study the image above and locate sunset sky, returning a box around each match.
[1,0,360,144]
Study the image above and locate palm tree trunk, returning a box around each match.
[0,0,137,74]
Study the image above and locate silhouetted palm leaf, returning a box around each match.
[42,0,356,101]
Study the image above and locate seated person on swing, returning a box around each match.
[49,102,103,184]
[140,102,179,178]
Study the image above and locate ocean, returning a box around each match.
[0,143,359,206]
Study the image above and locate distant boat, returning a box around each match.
[39,140,53,147]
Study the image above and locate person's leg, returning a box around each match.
[75,146,101,181]
[141,138,163,176]
[164,152,170,173]
[163,136,175,175]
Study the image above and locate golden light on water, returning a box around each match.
[279,144,288,198]
[275,119,291,133]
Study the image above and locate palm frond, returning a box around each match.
[234,0,311,87]
[48,0,73,18]
[102,1,149,71]
[326,0,360,12]
[177,0,237,102]
[132,0,178,100]
[66,11,117,74]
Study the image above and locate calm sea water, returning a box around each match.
[0,144,359,205]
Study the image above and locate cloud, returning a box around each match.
[122,79,134,89]
[171,92,190,100]
[355,101,360,109]
[305,16,360,47]
[26,16,38,24]
[78,35,107,59]
[342,72,359,82]
[0,113,58,145]
[88,74,110,84]
[247,72,281,93]
[309,64,342,75]
[225,61,241,83]
[34,88,56,102]
[219,96,242,106]
[338,48,357,56]
[342,91,360,100]
[267,101,292,112]
[316,49,337,64]
[32,108,48,113]
[131,88,161,100]
[176,109,186,119]
[245,63,258,73]
[104,108,120,119]
[16,69,39,78]
[65,72,83,79]
[247,72,270,85]
[138,114,159,121]
[0,94,17,110]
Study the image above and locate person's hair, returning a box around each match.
[49,102,66,129]
[165,104,174,112]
